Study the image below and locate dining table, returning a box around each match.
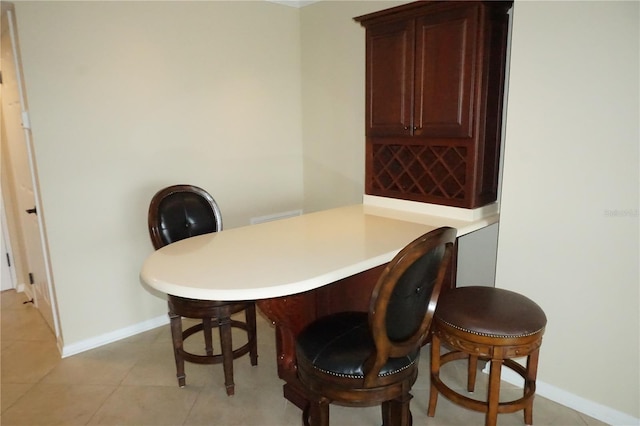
[140,196,499,408]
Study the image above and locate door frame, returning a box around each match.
[1,2,62,347]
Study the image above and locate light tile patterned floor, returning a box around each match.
[1,289,608,425]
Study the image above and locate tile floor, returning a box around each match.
[1,289,607,425]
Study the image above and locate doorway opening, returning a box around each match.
[1,2,62,350]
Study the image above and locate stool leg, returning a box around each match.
[382,392,413,426]
[218,316,235,396]
[486,359,503,426]
[427,334,441,417]
[524,349,540,425]
[246,303,258,366]
[169,311,186,388]
[203,317,214,356]
[307,399,329,426]
[467,355,478,392]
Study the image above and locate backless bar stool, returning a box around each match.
[428,286,547,426]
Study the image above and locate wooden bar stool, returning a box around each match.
[148,185,258,395]
[428,286,547,426]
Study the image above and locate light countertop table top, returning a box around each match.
[140,202,498,301]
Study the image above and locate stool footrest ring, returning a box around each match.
[179,320,255,365]
[431,351,536,415]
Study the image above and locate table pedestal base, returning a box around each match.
[257,265,385,409]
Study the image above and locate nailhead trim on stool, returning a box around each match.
[427,286,547,426]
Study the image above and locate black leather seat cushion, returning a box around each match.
[435,287,547,338]
[296,312,418,379]
[158,192,218,245]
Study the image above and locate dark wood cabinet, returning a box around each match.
[364,19,414,137]
[355,1,513,209]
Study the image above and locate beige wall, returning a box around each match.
[300,1,407,213]
[13,1,303,346]
[496,0,639,421]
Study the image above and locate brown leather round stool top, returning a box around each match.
[428,286,547,426]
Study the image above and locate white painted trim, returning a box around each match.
[487,365,640,426]
[16,282,34,303]
[363,195,499,221]
[61,314,169,358]
[1,197,18,291]
[265,0,318,8]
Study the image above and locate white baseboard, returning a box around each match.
[61,314,169,358]
[16,283,32,301]
[497,367,639,426]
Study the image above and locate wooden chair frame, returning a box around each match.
[297,227,457,426]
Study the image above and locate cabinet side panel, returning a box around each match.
[477,6,510,205]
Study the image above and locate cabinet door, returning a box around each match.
[365,20,414,137]
[415,5,478,138]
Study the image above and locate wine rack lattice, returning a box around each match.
[370,144,467,201]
